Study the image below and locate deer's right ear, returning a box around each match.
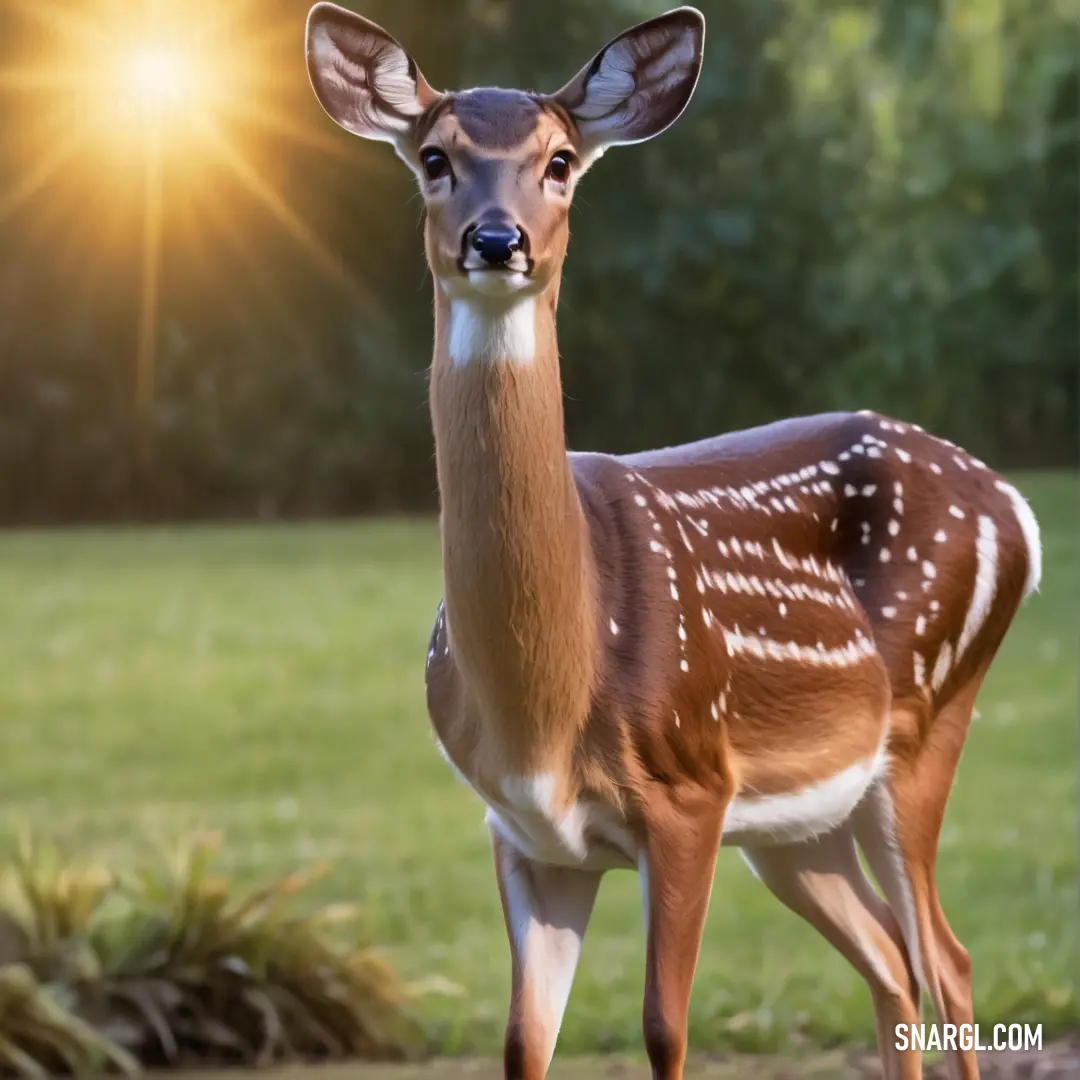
[306,3,439,146]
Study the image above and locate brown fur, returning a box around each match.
[306,7,1038,1077]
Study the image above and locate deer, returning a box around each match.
[305,5,1043,1079]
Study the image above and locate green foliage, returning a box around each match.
[0,0,1075,523]
[0,833,421,1074]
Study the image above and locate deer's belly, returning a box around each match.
[722,748,888,847]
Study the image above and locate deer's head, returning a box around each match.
[306,3,704,305]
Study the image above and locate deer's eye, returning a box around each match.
[420,148,452,183]
[545,151,573,186]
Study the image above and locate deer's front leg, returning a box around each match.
[639,794,726,1080]
[491,830,602,1080]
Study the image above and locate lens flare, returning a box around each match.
[124,46,190,116]
[1,0,379,442]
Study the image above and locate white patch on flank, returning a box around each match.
[609,618,619,635]
[995,480,1043,597]
[934,529,947,543]
[724,749,888,846]
[448,298,535,365]
[949,505,966,520]
[955,515,999,664]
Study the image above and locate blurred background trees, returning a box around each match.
[0,0,1075,523]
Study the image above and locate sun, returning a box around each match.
[123,45,193,117]
[1,0,378,446]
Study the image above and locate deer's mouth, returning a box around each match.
[456,260,534,298]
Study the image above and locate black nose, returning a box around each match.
[470,224,523,266]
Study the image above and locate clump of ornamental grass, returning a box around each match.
[0,831,426,1075]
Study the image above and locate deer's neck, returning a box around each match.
[429,285,597,754]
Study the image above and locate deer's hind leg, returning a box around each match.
[853,673,989,1080]
[744,824,923,1080]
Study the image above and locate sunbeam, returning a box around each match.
[0,0,386,441]
[196,116,386,327]
[0,133,87,224]
[135,132,162,450]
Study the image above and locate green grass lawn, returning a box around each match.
[0,473,1075,1058]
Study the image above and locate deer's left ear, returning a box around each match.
[551,7,704,164]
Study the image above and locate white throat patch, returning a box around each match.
[448,298,536,366]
